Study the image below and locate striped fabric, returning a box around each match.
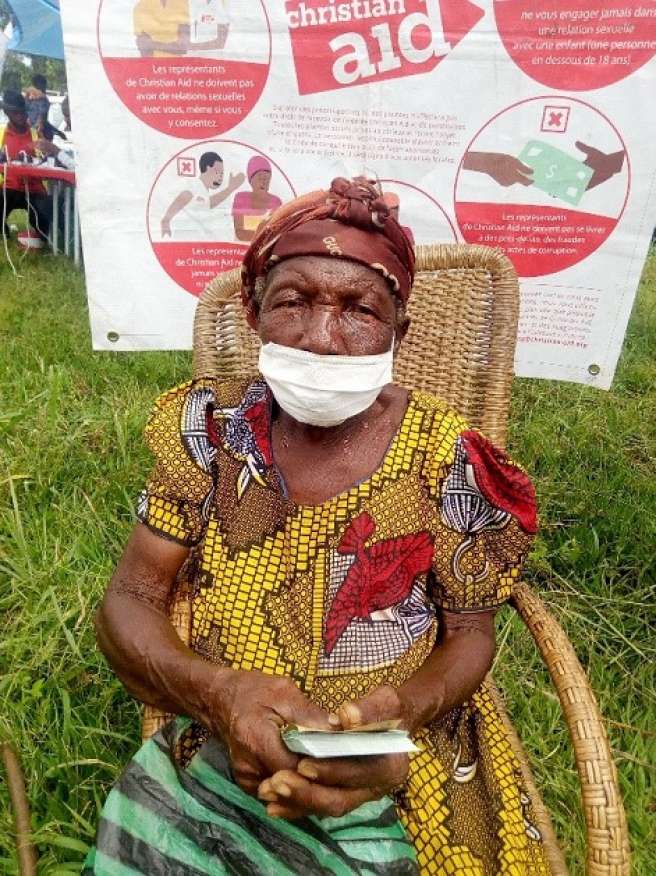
[83,718,418,876]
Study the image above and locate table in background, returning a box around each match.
[1,162,81,265]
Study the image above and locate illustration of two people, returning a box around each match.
[133,0,229,57]
[160,153,282,242]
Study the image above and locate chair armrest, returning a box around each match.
[511,582,630,876]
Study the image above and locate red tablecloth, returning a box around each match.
[1,162,75,185]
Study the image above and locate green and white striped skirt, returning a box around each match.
[83,718,418,875]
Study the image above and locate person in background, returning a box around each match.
[0,90,52,240]
[133,0,232,57]
[382,192,415,247]
[232,155,283,242]
[24,74,50,128]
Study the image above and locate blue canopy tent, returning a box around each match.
[4,0,64,60]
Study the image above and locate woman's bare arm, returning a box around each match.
[327,608,497,734]
[191,23,229,52]
[95,523,224,724]
[395,608,496,731]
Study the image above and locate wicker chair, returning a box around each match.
[142,244,630,875]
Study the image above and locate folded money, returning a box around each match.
[281,721,419,758]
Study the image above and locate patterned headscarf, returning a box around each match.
[241,177,415,306]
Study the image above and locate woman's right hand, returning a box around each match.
[206,669,332,796]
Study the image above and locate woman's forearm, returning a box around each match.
[95,525,237,732]
[95,591,234,730]
[397,611,496,733]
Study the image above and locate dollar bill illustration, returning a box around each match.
[518,140,593,206]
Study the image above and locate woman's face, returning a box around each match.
[251,170,271,192]
[250,256,404,356]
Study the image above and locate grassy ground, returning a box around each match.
[0,245,654,874]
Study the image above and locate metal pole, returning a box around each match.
[64,185,71,257]
[52,181,60,255]
[73,188,81,266]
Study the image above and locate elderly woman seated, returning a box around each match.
[87,179,550,875]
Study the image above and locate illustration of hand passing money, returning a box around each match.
[463,142,625,206]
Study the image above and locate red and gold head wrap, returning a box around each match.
[241,177,415,306]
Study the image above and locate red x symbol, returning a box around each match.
[540,105,570,134]
[177,156,197,177]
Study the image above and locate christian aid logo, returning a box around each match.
[285,0,484,95]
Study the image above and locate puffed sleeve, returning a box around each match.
[136,381,217,547]
[430,428,537,612]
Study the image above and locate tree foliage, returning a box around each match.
[0,1,67,93]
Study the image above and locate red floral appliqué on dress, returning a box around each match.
[324,512,434,654]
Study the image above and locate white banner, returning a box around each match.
[61,1,656,389]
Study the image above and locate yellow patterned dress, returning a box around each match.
[136,376,552,875]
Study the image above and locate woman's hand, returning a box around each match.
[258,684,410,819]
[335,683,408,730]
[205,670,333,796]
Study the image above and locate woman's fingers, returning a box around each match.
[259,770,374,819]
[231,723,297,777]
[276,692,334,732]
[336,684,404,730]
[266,802,307,820]
[257,778,280,802]
[297,753,408,791]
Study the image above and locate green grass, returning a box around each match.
[1,245,654,874]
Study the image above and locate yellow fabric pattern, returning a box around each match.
[137,377,551,875]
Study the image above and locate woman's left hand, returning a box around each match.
[258,685,410,819]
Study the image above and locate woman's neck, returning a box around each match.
[273,390,389,447]
[270,385,409,505]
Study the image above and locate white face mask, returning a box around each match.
[259,340,394,427]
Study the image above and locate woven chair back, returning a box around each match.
[194,244,519,447]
